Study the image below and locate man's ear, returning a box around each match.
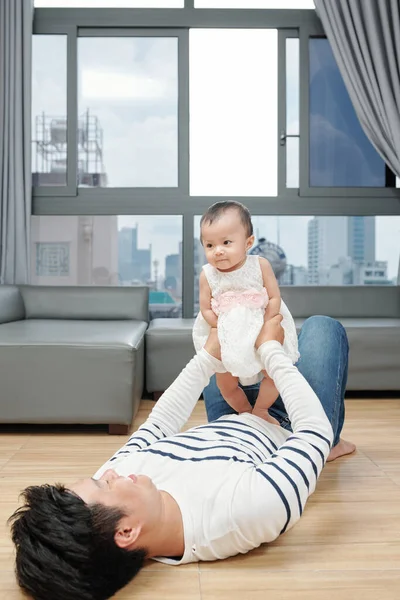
[114,518,142,550]
[246,235,255,251]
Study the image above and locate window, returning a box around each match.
[190,29,277,196]
[36,243,70,277]
[194,215,399,302]
[32,36,67,186]
[309,38,387,187]
[78,36,178,187]
[32,8,400,318]
[31,216,183,318]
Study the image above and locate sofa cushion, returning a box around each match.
[19,285,149,322]
[0,286,25,324]
[0,319,147,424]
[0,319,147,348]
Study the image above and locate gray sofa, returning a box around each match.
[146,286,400,394]
[0,285,148,433]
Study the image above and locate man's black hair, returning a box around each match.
[9,484,147,600]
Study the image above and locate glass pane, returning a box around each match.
[32,36,67,187]
[190,29,277,196]
[195,0,314,7]
[309,38,386,187]
[286,137,299,187]
[78,37,178,187]
[286,38,299,136]
[194,214,399,294]
[31,215,183,318]
[35,1,183,7]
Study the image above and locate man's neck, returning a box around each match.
[147,491,185,559]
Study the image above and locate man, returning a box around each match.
[9,315,355,600]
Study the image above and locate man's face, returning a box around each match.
[70,469,162,548]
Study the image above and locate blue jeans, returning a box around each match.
[203,315,348,447]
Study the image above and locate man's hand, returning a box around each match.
[256,314,284,348]
[204,327,222,361]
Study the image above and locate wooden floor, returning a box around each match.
[1,399,400,600]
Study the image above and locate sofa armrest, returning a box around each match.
[0,286,25,324]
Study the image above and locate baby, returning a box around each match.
[193,201,299,420]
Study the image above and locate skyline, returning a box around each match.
[104,214,399,282]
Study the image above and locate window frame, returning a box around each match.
[32,5,400,316]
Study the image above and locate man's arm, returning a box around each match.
[230,317,334,547]
[140,348,224,437]
[259,340,333,444]
[98,345,225,468]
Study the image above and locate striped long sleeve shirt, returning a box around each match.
[94,341,334,564]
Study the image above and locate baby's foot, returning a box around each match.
[251,406,279,425]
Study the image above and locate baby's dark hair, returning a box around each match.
[200,201,253,238]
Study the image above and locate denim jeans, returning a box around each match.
[202,315,349,447]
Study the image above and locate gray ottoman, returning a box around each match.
[146,318,195,398]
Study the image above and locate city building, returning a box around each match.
[280,265,308,286]
[118,225,151,285]
[31,216,119,286]
[326,256,354,285]
[307,216,348,284]
[165,252,181,296]
[307,216,384,285]
[348,216,375,263]
[355,260,390,285]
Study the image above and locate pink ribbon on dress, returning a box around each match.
[211,288,268,315]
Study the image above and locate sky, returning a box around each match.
[31,24,400,280]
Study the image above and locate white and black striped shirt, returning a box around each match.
[94,342,333,564]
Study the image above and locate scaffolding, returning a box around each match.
[33,109,107,187]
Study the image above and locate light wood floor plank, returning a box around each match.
[199,570,400,600]
[198,541,400,571]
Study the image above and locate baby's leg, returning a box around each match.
[252,374,280,424]
[216,372,252,414]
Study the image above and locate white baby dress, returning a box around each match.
[192,254,300,386]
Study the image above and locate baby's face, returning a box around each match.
[201,209,254,272]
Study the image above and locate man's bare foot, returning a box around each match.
[251,407,280,425]
[327,438,356,462]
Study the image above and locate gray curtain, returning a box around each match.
[314,0,400,178]
[0,0,33,285]
[314,0,400,284]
